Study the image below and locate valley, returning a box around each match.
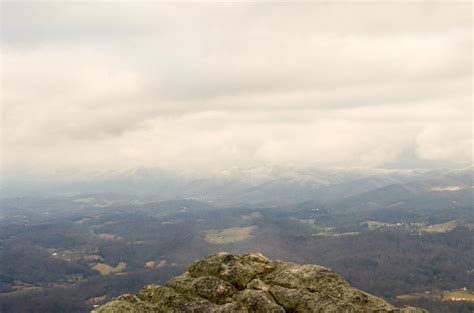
[0,167,472,312]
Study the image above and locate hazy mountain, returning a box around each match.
[2,166,471,206]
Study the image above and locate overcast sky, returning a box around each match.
[1,2,472,178]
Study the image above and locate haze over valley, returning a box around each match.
[1,2,472,313]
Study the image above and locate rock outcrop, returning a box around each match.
[93,252,426,313]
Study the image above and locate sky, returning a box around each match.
[1,2,472,179]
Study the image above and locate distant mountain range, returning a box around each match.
[1,166,472,208]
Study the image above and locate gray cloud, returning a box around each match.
[1,2,472,178]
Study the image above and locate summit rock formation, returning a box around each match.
[93,252,426,313]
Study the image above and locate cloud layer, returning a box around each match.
[1,2,472,178]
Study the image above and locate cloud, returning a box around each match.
[416,123,473,163]
[1,2,472,178]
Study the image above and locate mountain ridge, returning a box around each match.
[3,166,471,204]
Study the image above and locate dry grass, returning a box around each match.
[86,295,108,305]
[363,221,392,229]
[299,219,316,225]
[92,263,115,275]
[74,217,92,224]
[205,226,256,244]
[396,289,474,303]
[332,232,361,237]
[144,260,168,269]
[396,294,421,301]
[83,255,103,262]
[423,220,457,233]
[92,262,127,275]
[95,233,122,240]
[462,222,474,230]
[444,290,474,302]
[50,249,86,262]
[241,212,263,221]
[431,185,464,192]
[313,228,360,237]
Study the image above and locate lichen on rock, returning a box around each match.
[93,252,427,313]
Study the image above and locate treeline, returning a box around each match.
[0,268,181,313]
[0,202,473,312]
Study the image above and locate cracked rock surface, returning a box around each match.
[93,252,426,313]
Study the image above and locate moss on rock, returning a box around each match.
[93,253,427,313]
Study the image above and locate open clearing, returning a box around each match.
[444,290,474,302]
[422,220,457,233]
[205,226,256,244]
[50,249,87,262]
[363,221,394,229]
[92,262,127,275]
[312,227,360,237]
[397,289,474,303]
[144,260,168,269]
[95,233,123,240]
